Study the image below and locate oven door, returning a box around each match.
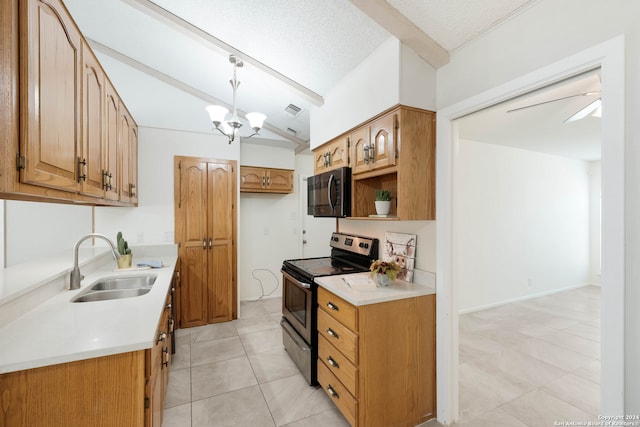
[281,269,313,344]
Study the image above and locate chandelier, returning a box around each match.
[206,55,266,144]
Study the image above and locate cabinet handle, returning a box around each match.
[363,144,369,164]
[369,142,375,162]
[209,238,213,249]
[102,170,112,190]
[262,176,266,188]
[326,385,339,399]
[162,347,169,367]
[327,356,339,368]
[165,303,172,311]
[266,176,271,187]
[169,318,175,333]
[203,238,207,249]
[130,183,136,197]
[77,158,87,182]
[326,302,339,311]
[156,332,167,344]
[326,328,339,339]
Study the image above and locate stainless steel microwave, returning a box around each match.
[307,167,351,217]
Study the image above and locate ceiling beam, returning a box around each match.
[89,39,309,150]
[348,0,450,68]
[121,0,324,107]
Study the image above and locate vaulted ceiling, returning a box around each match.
[63,0,555,152]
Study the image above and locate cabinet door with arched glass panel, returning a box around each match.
[368,112,397,171]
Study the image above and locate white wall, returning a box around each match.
[455,140,591,312]
[589,161,602,284]
[436,0,640,412]
[310,37,437,149]
[4,201,92,267]
[238,143,298,301]
[0,201,4,268]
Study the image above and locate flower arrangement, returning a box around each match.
[369,259,401,282]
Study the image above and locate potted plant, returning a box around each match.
[374,189,392,215]
[116,231,133,269]
[370,259,400,286]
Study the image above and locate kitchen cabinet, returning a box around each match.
[317,286,436,427]
[0,283,174,427]
[119,103,138,204]
[0,0,138,206]
[351,105,436,220]
[174,156,237,327]
[313,135,350,174]
[240,166,294,194]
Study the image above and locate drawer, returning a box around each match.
[318,359,357,427]
[318,308,358,364]
[318,334,358,397]
[318,286,358,331]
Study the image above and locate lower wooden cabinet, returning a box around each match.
[317,287,436,427]
[0,286,174,427]
[240,166,294,194]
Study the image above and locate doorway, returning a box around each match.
[297,174,336,258]
[435,36,625,423]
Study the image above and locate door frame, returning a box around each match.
[435,36,625,423]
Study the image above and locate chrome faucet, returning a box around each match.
[70,233,122,290]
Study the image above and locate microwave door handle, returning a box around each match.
[327,173,335,211]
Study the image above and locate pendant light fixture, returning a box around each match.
[206,55,266,144]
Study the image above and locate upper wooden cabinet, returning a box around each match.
[314,135,350,174]
[0,0,138,206]
[240,166,294,194]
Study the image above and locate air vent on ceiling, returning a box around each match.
[285,104,303,116]
[286,127,299,135]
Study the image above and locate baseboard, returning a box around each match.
[458,282,600,314]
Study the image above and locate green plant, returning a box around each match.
[116,231,131,255]
[375,189,392,201]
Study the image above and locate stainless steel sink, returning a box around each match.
[71,275,157,303]
[89,275,157,291]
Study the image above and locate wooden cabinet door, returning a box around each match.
[369,112,397,171]
[240,166,265,191]
[207,162,235,323]
[266,168,294,193]
[104,80,119,201]
[314,149,329,174]
[119,105,133,203]
[327,136,349,171]
[175,158,208,328]
[20,0,81,193]
[350,125,371,174]
[80,42,105,198]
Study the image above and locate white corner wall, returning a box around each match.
[455,140,591,312]
[238,144,298,301]
[589,161,602,284]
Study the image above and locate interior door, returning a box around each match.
[299,174,336,258]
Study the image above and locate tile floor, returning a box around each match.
[455,285,601,426]
[163,285,599,427]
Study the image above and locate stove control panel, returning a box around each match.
[330,232,378,257]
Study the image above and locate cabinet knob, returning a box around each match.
[326,385,339,399]
[156,332,167,344]
[327,356,339,368]
[326,302,339,311]
[326,328,339,339]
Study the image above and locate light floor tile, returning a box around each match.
[260,374,334,426]
[164,368,191,408]
[240,327,283,356]
[191,385,276,427]
[564,322,601,342]
[248,347,300,384]
[239,301,270,319]
[190,335,246,367]
[536,329,600,358]
[543,373,600,416]
[161,402,191,427]
[234,315,281,336]
[453,408,528,427]
[282,408,350,427]
[191,322,238,344]
[191,356,258,401]
[572,360,601,384]
[501,388,596,426]
[170,333,191,370]
[516,337,595,372]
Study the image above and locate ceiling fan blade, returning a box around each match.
[564,98,602,123]
[506,91,600,113]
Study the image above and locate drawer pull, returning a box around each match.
[327,356,339,368]
[326,328,339,339]
[326,302,339,311]
[327,385,339,399]
[156,332,167,344]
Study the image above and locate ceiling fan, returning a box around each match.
[506,91,602,123]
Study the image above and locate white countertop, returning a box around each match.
[0,246,177,374]
[315,272,435,306]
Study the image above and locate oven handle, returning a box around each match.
[281,319,310,351]
[282,270,312,289]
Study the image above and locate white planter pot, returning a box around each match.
[375,200,391,215]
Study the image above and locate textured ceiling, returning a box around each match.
[62,0,562,152]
